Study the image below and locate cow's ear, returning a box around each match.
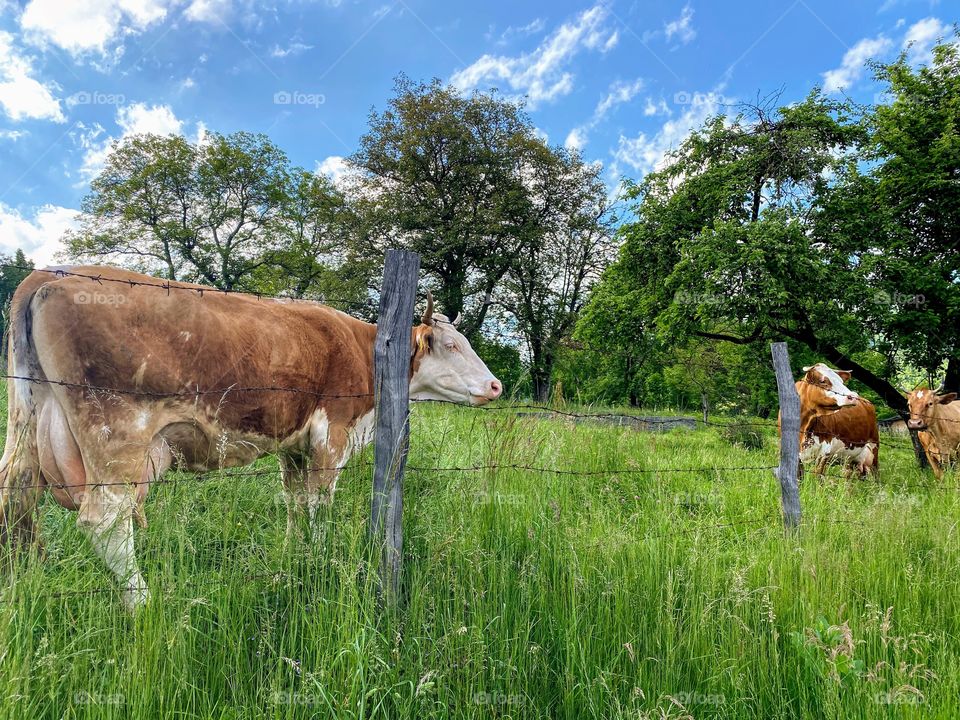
[836,370,852,382]
[802,366,813,373]
[939,392,957,404]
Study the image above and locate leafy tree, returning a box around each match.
[818,37,960,391]
[70,134,195,280]
[349,76,540,336]
[499,147,616,401]
[69,131,294,291]
[578,91,889,404]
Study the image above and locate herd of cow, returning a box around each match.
[790,363,960,479]
[0,266,957,610]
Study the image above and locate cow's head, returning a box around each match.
[409,292,502,406]
[905,388,957,430]
[801,363,859,412]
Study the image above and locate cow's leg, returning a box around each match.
[0,396,44,551]
[76,483,148,612]
[279,455,340,544]
[927,448,944,480]
[279,454,311,543]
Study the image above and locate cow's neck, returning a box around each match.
[929,403,960,440]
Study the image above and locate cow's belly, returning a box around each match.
[157,419,274,471]
[801,437,876,466]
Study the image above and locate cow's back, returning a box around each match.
[19,266,376,440]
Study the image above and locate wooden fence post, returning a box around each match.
[771,342,802,530]
[371,249,420,600]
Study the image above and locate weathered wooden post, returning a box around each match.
[771,342,802,530]
[371,249,420,600]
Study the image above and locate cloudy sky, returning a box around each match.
[0,0,953,265]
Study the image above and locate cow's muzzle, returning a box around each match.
[907,419,927,430]
[470,380,502,405]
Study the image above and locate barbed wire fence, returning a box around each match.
[0,253,956,609]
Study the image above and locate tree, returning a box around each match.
[581,35,959,462]
[579,92,888,403]
[499,147,616,401]
[70,134,195,280]
[69,131,294,291]
[820,37,960,392]
[349,76,540,336]
[0,249,34,357]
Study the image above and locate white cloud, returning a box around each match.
[184,0,231,24]
[0,129,27,140]
[0,203,79,267]
[612,90,726,176]
[494,18,545,45]
[566,78,644,150]
[315,155,350,186]
[450,4,619,108]
[564,127,586,151]
[271,41,313,59]
[20,0,172,55]
[664,4,696,45]
[80,102,185,181]
[822,35,893,93]
[643,97,670,116]
[0,32,64,122]
[902,16,950,64]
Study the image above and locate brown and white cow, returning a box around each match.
[780,363,880,477]
[0,266,501,610]
[905,388,960,479]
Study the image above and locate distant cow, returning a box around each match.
[905,389,960,479]
[780,363,879,477]
[0,266,502,610]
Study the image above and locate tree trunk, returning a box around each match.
[530,349,555,403]
[908,427,930,470]
[701,392,709,424]
[944,356,960,393]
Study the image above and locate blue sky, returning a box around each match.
[0,0,953,265]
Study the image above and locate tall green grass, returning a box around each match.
[0,398,957,719]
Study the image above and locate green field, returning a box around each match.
[1,392,958,719]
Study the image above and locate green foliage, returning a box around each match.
[349,76,541,336]
[789,617,867,687]
[719,419,766,450]
[69,131,351,296]
[580,33,960,412]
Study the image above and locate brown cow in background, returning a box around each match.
[906,389,960,479]
[779,363,880,478]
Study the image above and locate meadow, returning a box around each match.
[0,391,958,719]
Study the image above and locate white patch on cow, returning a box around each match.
[348,409,375,457]
[812,363,858,405]
[98,424,112,441]
[178,331,192,342]
[134,410,150,431]
[309,409,330,453]
[917,390,924,398]
[801,436,877,469]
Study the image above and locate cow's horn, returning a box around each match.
[422,291,434,325]
[452,313,461,327]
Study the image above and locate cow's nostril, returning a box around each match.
[488,380,502,398]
